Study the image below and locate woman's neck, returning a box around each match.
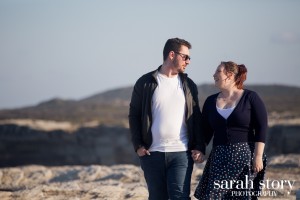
[219,86,243,99]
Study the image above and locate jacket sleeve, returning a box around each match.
[190,82,206,154]
[128,79,144,151]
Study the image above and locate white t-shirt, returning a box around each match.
[149,73,188,152]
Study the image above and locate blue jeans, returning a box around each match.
[139,151,194,200]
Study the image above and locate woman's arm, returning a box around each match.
[253,142,265,173]
[250,91,268,173]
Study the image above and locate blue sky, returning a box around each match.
[0,0,300,109]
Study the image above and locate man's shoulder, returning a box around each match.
[135,69,157,86]
[141,70,155,78]
[183,74,197,86]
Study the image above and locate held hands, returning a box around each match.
[137,146,151,157]
[191,150,205,163]
[253,155,263,173]
[137,147,205,163]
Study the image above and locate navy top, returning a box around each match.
[202,89,268,146]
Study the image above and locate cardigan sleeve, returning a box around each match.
[202,96,214,145]
[249,91,268,143]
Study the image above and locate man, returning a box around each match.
[129,38,205,200]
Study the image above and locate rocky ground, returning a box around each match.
[0,154,299,200]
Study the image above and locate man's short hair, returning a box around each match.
[163,38,192,61]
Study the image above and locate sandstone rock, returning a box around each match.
[0,164,147,200]
[0,159,299,200]
[1,122,300,167]
[266,125,300,156]
[0,124,139,167]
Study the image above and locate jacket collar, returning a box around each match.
[152,65,188,81]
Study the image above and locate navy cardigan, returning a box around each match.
[202,89,268,146]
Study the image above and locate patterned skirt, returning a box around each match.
[194,142,267,200]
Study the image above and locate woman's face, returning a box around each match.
[213,64,230,88]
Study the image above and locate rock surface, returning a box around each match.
[0,154,299,200]
[0,123,139,167]
[0,122,300,167]
[0,120,300,199]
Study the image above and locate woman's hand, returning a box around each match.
[253,142,265,173]
[253,155,263,173]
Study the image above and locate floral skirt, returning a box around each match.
[194,142,267,200]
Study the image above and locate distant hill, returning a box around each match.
[0,84,299,125]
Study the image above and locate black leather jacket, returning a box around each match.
[129,66,206,154]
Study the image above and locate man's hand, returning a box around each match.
[191,150,205,163]
[137,146,151,157]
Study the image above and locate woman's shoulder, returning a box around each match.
[244,89,259,96]
[207,92,219,100]
[204,93,219,104]
[243,89,263,102]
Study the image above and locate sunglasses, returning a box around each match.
[174,51,191,61]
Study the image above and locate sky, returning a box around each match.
[0,0,300,109]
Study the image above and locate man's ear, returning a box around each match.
[169,51,175,60]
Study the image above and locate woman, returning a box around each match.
[194,61,267,200]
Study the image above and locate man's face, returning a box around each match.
[172,45,190,73]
